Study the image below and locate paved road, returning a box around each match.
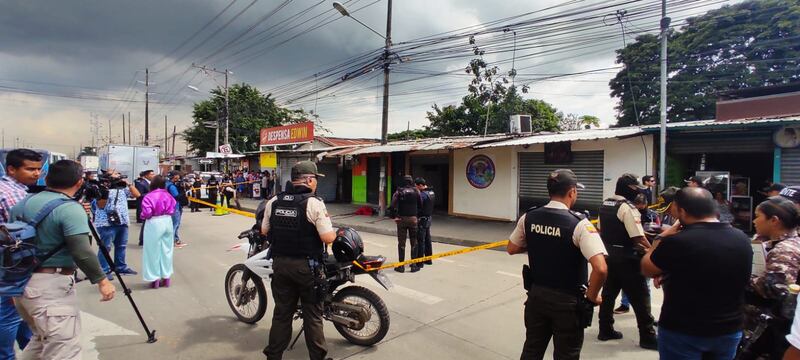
[68,209,662,360]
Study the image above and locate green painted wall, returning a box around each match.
[352,175,367,203]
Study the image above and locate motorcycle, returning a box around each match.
[224,227,393,346]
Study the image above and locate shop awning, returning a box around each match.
[475,128,645,148]
[343,135,512,155]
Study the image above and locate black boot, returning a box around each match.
[639,331,658,350]
[598,328,623,341]
[395,252,405,273]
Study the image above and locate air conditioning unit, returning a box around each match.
[509,114,533,134]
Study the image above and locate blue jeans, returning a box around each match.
[658,327,741,360]
[171,206,182,242]
[97,224,130,273]
[0,296,31,359]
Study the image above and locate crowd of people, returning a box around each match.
[507,169,800,360]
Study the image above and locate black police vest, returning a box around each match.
[420,189,435,217]
[598,198,635,256]
[397,187,419,217]
[525,206,587,295]
[268,187,324,259]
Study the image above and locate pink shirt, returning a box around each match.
[140,189,176,219]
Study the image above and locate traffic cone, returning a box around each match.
[221,194,230,215]
[213,193,227,216]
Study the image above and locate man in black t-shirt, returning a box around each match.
[642,187,752,360]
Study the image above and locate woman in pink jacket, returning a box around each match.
[140,176,177,288]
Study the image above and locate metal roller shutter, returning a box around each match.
[316,162,338,202]
[782,148,800,185]
[518,151,604,215]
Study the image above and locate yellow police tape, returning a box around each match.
[352,240,510,272]
[188,197,256,218]
[188,196,512,271]
[187,180,258,192]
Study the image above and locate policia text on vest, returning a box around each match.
[507,169,609,360]
[260,161,337,360]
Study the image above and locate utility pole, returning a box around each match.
[108,118,112,144]
[145,68,150,146]
[128,112,132,145]
[171,125,177,158]
[377,0,393,217]
[1,128,4,148]
[658,0,670,190]
[164,115,168,158]
[192,64,230,147]
[122,114,126,144]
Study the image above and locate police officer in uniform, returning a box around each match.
[597,173,658,350]
[260,161,336,360]
[507,169,608,360]
[415,177,435,268]
[390,175,423,273]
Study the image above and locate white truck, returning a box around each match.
[98,145,159,180]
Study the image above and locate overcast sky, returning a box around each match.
[0,0,733,156]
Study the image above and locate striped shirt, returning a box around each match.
[0,176,29,224]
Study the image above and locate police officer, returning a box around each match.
[507,169,608,360]
[415,177,435,268]
[390,175,423,273]
[597,173,658,350]
[261,161,336,360]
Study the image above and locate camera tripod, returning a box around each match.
[87,219,157,343]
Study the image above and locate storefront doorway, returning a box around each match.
[409,154,450,211]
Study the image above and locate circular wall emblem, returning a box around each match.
[466,154,495,189]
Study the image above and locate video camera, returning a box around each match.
[78,170,128,202]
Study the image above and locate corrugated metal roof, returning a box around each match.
[641,116,800,131]
[475,128,645,148]
[315,136,379,147]
[344,134,511,155]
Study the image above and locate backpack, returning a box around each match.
[0,197,72,297]
[169,183,189,207]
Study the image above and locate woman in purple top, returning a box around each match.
[140,176,177,288]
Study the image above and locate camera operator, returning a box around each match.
[10,160,115,359]
[744,196,800,359]
[94,169,140,279]
[641,187,752,359]
[0,149,41,358]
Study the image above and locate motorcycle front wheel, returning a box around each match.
[225,264,267,324]
[331,285,390,346]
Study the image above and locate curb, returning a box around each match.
[242,205,505,252]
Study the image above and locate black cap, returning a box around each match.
[762,183,786,194]
[547,169,584,193]
[618,173,647,190]
[414,177,426,185]
[291,161,325,178]
[659,186,680,205]
[779,186,800,204]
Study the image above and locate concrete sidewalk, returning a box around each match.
[237,197,515,249]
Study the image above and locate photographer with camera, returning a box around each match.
[93,169,140,280]
[10,160,115,359]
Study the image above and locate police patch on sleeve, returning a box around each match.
[586,224,598,233]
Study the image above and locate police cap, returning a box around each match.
[414,177,426,185]
[291,161,325,178]
[547,169,585,193]
[779,186,800,204]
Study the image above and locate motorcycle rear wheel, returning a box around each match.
[331,285,390,346]
[225,264,267,324]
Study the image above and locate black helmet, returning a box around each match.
[332,227,364,262]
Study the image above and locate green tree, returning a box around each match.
[611,0,800,126]
[183,83,307,154]
[559,114,601,131]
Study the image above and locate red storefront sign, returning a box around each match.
[259,122,314,146]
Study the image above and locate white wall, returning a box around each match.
[452,135,654,221]
[452,147,516,221]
